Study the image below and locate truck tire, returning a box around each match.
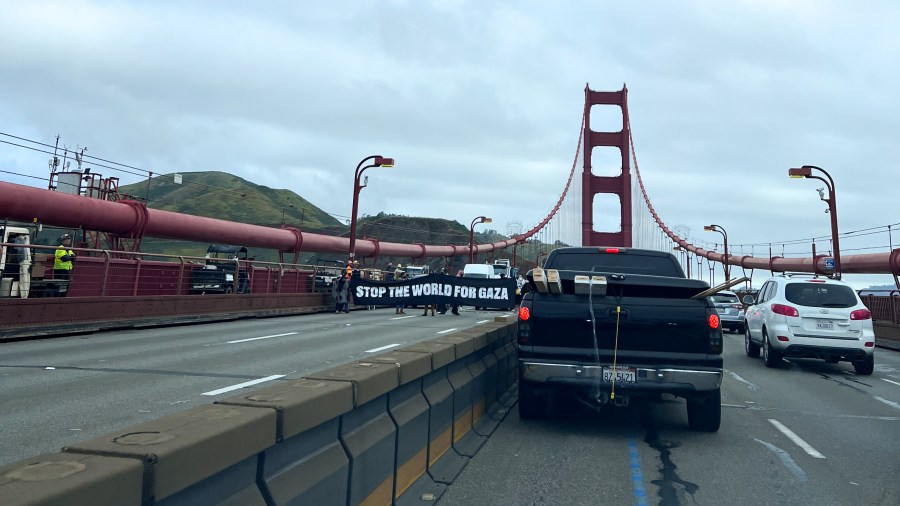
[744,327,760,358]
[687,389,721,432]
[518,382,547,420]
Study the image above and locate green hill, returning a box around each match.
[116,171,521,266]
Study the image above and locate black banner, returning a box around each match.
[350,273,516,309]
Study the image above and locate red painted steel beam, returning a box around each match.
[0,181,528,258]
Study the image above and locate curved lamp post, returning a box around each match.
[469,216,492,264]
[789,165,841,279]
[703,224,729,282]
[349,155,393,260]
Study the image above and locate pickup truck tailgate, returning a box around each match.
[528,294,711,354]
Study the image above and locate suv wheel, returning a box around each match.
[687,389,721,432]
[518,382,547,420]
[852,353,875,375]
[744,326,760,358]
[763,330,782,368]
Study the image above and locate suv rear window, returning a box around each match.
[710,294,739,303]
[784,283,858,308]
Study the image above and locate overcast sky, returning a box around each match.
[1,0,897,288]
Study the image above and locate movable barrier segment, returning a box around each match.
[396,341,456,371]
[260,419,348,506]
[469,353,499,437]
[216,378,353,441]
[0,452,144,506]
[339,395,396,506]
[446,360,487,457]
[493,343,511,402]
[501,342,519,407]
[306,361,399,406]
[62,404,275,504]
[156,456,265,506]
[433,333,475,360]
[214,379,354,505]
[421,368,468,485]
[480,348,503,421]
[388,380,447,506]
[448,327,489,352]
[361,350,432,385]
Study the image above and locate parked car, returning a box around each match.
[743,273,875,374]
[405,264,430,279]
[709,290,745,333]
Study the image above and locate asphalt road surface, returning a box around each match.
[439,331,900,506]
[0,306,510,466]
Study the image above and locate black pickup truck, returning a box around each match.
[517,247,724,431]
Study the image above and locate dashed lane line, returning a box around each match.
[874,396,900,410]
[768,419,826,459]
[390,315,418,320]
[365,343,401,353]
[881,378,900,387]
[754,439,808,482]
[201,374,285,396]
[437,328,458,334]
[227,332,298,344]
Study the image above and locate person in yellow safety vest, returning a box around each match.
[54,234,76,280]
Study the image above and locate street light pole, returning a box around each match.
[469,216,492,264]
[349,155,393,260]
[789,165,841,279]
[703,224,729,282]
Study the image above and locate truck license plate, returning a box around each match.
[603,367,636,383]
[816,321,834,329]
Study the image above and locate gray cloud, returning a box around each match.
[1,0,897,288]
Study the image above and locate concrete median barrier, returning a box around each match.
[0,452,144,506]
[62,404,276,505]
[4,320,518,504]
[215,379,354,505]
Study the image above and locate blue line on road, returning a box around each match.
[628,438,648,506]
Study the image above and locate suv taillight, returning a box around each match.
[771,303,799,317]
[518,297,533,345]
[850,309,871,320]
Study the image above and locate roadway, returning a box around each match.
[0,306,510,466]
[440,331,900,506]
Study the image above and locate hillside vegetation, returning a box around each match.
[116,171,520,267]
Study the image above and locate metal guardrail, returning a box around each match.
[0,242,386,299]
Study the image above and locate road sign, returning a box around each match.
[824,257,835,270]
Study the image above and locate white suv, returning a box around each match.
[743,273,875,374]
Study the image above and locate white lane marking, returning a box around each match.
[202,375,285,396]
[726,370,759,391]
[391,315,418,320]
[874,396,900,411]
[365,343,401,353]
[476,320,491,324]
[227,332,297,344]
[881,378,900,387]
[437,328,458,334]
[754,439,808,482]
[768,419,826,459]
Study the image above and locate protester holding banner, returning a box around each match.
[393,264,407,314]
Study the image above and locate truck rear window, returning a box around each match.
[548,252,682,277]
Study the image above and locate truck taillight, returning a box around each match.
[850,309,871,320]
[706,308,723,354]
[518,299,532,345]
[518,306,530,321]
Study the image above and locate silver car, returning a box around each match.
[709,290,745,334]
[743,273,875,374]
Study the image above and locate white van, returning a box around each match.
[462,264,497,279]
